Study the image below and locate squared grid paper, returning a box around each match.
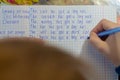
[0,6,118,80]
[0,6,29,38]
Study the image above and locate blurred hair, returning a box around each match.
[0,38,95,80]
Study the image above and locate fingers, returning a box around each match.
[92,19,120,33]
[90,19,120,47]
[90,32,107,53]
[89,19,117,54]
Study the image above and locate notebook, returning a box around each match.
[0,5,118,80]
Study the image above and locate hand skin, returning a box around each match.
[90,19,120,67]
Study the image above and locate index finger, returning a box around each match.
[91,19,120,33]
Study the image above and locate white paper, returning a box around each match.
[0,6,117,80]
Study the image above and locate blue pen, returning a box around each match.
[98,27,120,37]
[88,27,120,39]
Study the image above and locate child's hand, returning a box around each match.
[90,19,120,67]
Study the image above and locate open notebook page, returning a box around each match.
[0,6,117,80]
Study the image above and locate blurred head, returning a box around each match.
[0,38,96,80]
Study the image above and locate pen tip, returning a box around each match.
[87,37,90,39]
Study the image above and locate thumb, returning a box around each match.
[89,32,107,52]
